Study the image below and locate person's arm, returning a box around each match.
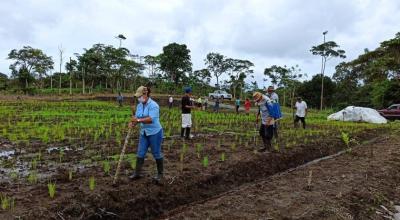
[304,102,308,117]
[134,105,159,124]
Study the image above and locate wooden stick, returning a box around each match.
[113,127,132,185]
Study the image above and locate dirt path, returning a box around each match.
[164,133,400,220]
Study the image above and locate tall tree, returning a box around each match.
[205,52,229,88]
[310,41,346,110]
[8,46,54,91]
[226,59,254,99]
[264,65,304,106]
[159,43,192,85]
[0,73,8,90]
[65,58,78,95]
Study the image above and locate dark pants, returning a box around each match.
[259,124,274,149]
[260,124,274,139]
[273,121,279,138]
[235,105,239,113]
[294,116,306,129]
[168,102,173,109]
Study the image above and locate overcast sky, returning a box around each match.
[1,0,399,87]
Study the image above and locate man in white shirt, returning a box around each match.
[294,97,307,129]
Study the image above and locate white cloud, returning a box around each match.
[0,0,399,88]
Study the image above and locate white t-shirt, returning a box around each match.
[268,92,279,103]
[295,101,307,117]
[169,97,173,103]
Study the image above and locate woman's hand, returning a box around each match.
[129,117,138,128]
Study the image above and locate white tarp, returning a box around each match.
[327,106,387,124]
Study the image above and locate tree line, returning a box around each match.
[1,32,399,109]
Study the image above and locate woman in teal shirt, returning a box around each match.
[129,86,164,183]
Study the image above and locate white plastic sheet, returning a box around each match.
[327,106,387,124]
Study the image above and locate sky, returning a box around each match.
[1,0,400,88]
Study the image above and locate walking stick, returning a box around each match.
[253,122,258,145]
[113,127,132,185]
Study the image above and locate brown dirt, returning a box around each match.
[0,128,387,220]
[163,133,400,220]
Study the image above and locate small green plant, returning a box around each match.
[59,149,65,163]
[220,153,225,162]
[68,170,73,181]
[0,195,14,210]
[37,150,42,161]
[231,143,236,151]
[196,144,202,159]
[341,131,350,147]
[128,155,137,170]
[10,170,18,181]
[27,171,38,184]
[202,156,209,168]
[102,160,111,175]
[89,176,95,191]
[31,158,38,170]
[182,143,188,154]
[47,182,56,198]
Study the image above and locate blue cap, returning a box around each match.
[184,87,192,93]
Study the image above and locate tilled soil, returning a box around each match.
[0,129,391,220]
[164,133,400,220]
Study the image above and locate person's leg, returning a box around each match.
[273,121,278,138]
[181,114,185,137]
[149,129,164,182]
[294,115,300,128]
[266,125,274,151]
[258,124,267,152]
[185,114,192,139]
[130,134,148,179]
[301,117,306,129]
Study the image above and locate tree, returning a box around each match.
[264,65,304,106]
[205,52,229,88]
[65,58,78,95]
[8,46,54,91]
[0,73,8,90]
[297,74,336,109]
[226,59,254,99]
[159,43,192,85]
[144,55,161,78]
[310,41,346,110]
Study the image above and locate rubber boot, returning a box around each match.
[258,137,267,152]
[129,157,144,180]
[153,158,164,183]
[185,127,191,140]
[181,128,185,138]
[265,138,273,152]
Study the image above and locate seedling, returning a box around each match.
[89,176,95,191]
[196,144,202,159]
[202,156,209,168]
[220,153,225,162]
[10,170,18,182]
[341,131,350,147]
[0,195,14,210]
[68,170,73,181]
[27,171,38,184]
[59,149,65,163]
[31,158,38,170]
[103,160,111,175]
[48,182,56,198]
